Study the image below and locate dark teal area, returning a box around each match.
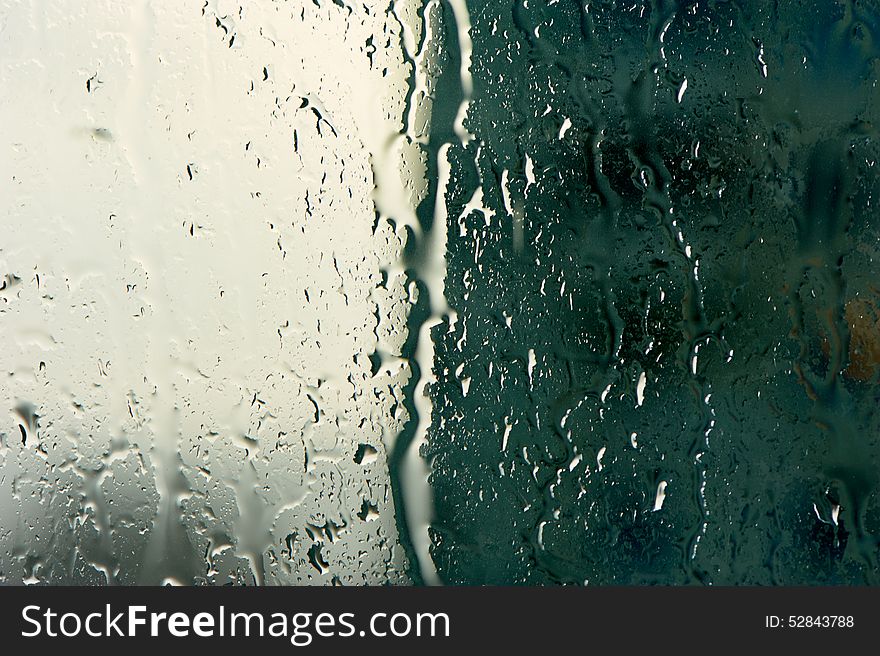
[425,0,880,584]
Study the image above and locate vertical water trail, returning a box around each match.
[121,0,201,586]
[386,0,473,585]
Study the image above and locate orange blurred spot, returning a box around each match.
[842,298,880,382]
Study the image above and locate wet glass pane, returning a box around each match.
[426,0,880,584]
[3,0,880,586]
[0,0,425,585]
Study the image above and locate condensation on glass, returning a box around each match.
[427,0,880,585]
[0,0,439,585]
[4,0,880,588]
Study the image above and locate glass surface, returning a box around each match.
[2,0,879,586]
[427,0,880,584]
